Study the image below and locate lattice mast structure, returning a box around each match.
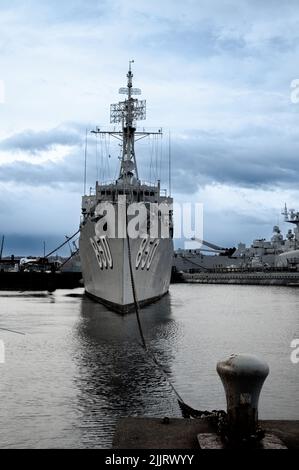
[91,60,162,184]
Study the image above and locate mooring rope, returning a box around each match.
[125,209,186,405]
[0,327,25,335]
[58,248,79,270]
[45,230,80,258]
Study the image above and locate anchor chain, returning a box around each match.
[178,400,265,448]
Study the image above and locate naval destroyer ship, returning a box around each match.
[173,205,299,285]
[79,63,173,312]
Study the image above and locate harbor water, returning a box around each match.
[0,284,298,448]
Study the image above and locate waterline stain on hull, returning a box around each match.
[84,289,169,314]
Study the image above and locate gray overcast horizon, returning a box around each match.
[1,0,299,256]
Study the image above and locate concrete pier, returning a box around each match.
[112,417,299,449]
[113,354,298,449]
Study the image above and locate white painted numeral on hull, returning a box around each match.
[136,237,160,270]
[90,235,113,269]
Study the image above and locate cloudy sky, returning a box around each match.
[1,0,299,255]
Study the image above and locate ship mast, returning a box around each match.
[118,59,141,181]
[91,61,162,185]
[282,203,299,249]
[282,204,299,227]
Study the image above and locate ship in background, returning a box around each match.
[173,204,299,274]
[79,62,174,312]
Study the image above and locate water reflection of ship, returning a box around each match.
[74,294,180,447]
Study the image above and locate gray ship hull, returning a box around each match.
[79,219,173,313]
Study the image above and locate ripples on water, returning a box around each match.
[0,284,298,448]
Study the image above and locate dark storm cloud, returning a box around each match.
[0,125,83,154]
[0,160,81,187]
[0,122,114,189]
[167,127,299,193]
[1,123,299,194]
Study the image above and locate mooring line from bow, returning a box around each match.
[0,327,25,335]
[125,208,192,408]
